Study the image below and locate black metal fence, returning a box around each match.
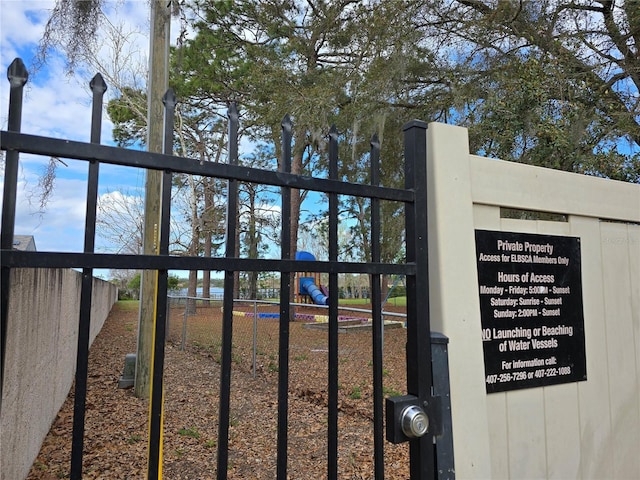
[1,58,452,479]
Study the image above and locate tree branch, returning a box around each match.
[455,0,640,146]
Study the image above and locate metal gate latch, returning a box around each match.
[386,394,431,443]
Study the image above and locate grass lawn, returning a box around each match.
[340,296,407,307]
[117,299,140,311]
[383,296,406,307]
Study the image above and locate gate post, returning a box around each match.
[403,120,436,478]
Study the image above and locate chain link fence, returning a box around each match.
[166,296,409,408]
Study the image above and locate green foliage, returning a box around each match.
[106,87,147,147]
[349,385,362,400]
[167,274,181,293]
[125,273,179,294]
[127,273,141,291]
[383,386,402,398]
[387,285,406,298]
[178,427,201,439]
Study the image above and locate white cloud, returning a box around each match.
[22,73,98,140]
[12,173,88,252]
[0,1,54,63]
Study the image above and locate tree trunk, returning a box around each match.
[381,274,390,305]
[186,270,197,315]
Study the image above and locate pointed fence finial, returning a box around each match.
[7,58,28,87]
[370,133,380,187]
[162,88,177,156]
[163,88,177,109]
[370,133,380,150]
[227,102,239,166]
[89,73,107,144]
[228,102,239,123]
[328,125,339,180]
[281,114,292,132]
[280,114,292,174]
[89,73,107,94]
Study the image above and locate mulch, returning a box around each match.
[27,302,411,479]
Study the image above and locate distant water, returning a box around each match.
[176,287,224,296]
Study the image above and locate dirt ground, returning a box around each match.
[27,301,412,479]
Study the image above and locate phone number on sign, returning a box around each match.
[486,366,572,384]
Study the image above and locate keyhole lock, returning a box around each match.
[400,405,429,438]
[386,394,431,444]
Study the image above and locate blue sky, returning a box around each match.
[1,1,181,256]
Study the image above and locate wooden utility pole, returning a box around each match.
[135,0,171,399]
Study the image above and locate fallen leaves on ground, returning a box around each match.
[27,302,411,479]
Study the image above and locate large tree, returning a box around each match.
[175,0,441,280]
[412,0,640,182]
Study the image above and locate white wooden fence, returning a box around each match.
[426,122,639,479]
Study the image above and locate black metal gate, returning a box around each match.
[1,58,453,479]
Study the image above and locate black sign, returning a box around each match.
[475,230,587,393]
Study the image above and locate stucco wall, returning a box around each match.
[426,122,640,479]
[1,268,117,480]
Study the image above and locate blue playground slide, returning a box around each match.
[296,251,329,305]
[300,278,328,305]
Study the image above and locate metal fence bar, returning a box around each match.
[0,131,413,203]
[70,73,107,480]
[0,59,28,408]
[218,103,240,479]
[277,114,293,480]
[2,250,415,276]
[327,126,339,480]
[147,88,176,479]
[147,174,172,476]
[369,134,385,479]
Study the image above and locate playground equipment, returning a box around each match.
[299,277,328,305]
[295,251,328,305]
